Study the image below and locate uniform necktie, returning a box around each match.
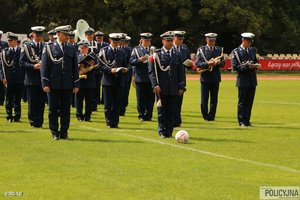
[167,50,170,57]
[62,43,65,51]
[12,48,15,53]
[37,43,40,52]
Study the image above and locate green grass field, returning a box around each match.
[0,74,299,200]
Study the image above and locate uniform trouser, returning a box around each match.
[27,85,46,127]
[135,82,155,120]
[157,95,177,137]
[22,86,27,102]
[201,82,220,120]
[0,82,5,103]
[5,83,23,120]
[237,86,256,125]
[174,94,184,126]
[76,88,94,120]
[103,85,124,127]
[47,89,72,136]
[120,75,132,115]
[93,73,102,109]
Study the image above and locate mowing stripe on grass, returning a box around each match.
[80,125,300,174]
[186,98,300,106]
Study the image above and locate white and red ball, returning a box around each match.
[175,130,189,143]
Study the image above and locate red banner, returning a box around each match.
[222,59,300,71]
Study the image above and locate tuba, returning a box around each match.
[74,19,90,42]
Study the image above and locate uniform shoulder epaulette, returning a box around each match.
[135,45,142,50]
[200,46,206,50]
[103,45,109,50]
[232,47,239,53]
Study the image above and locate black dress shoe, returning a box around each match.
[60,132,68,140]
[14,118,21,122]
[84,117,91,122]
[32,125,43,128]
[138,117,144,122]
[60,136,69,140]
[239,123,247,127]
[52,135,59,140]
[245,121,252,126]
[160,134,167,139]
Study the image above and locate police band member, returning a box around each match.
[20,26,46,127]
[68,30,78,108]
[195,33,225,121]
[76,40,96,122]
[0,30,8,105]
[119,34,132,116]
[94,31,109,106]
[41,25,79,140]
[172,30,191,127]
[68,31,77,50]
[98,33,128,128]
[0,32,25,122]
[47,30,56,43]
[231,32,260,127]
[85,27,100,111]
[149,31,185,138]
[130,32,155,121]
[95,31,109,49]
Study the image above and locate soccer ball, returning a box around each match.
[175,130,189,143]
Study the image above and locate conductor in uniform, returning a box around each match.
[41,25,79,140]
[231,32,260,127]
[20,26,46,127]
[149,31,185,138]
[0,32,25,122]
[98,33,128,128]
[172,30,191,127]
[195,33,225,121]
[0,30,8,105]
[130,33,155,121]
[76,40,96,122]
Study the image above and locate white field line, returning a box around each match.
[80,126,300,174]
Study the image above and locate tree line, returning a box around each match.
[0,0,299,54]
